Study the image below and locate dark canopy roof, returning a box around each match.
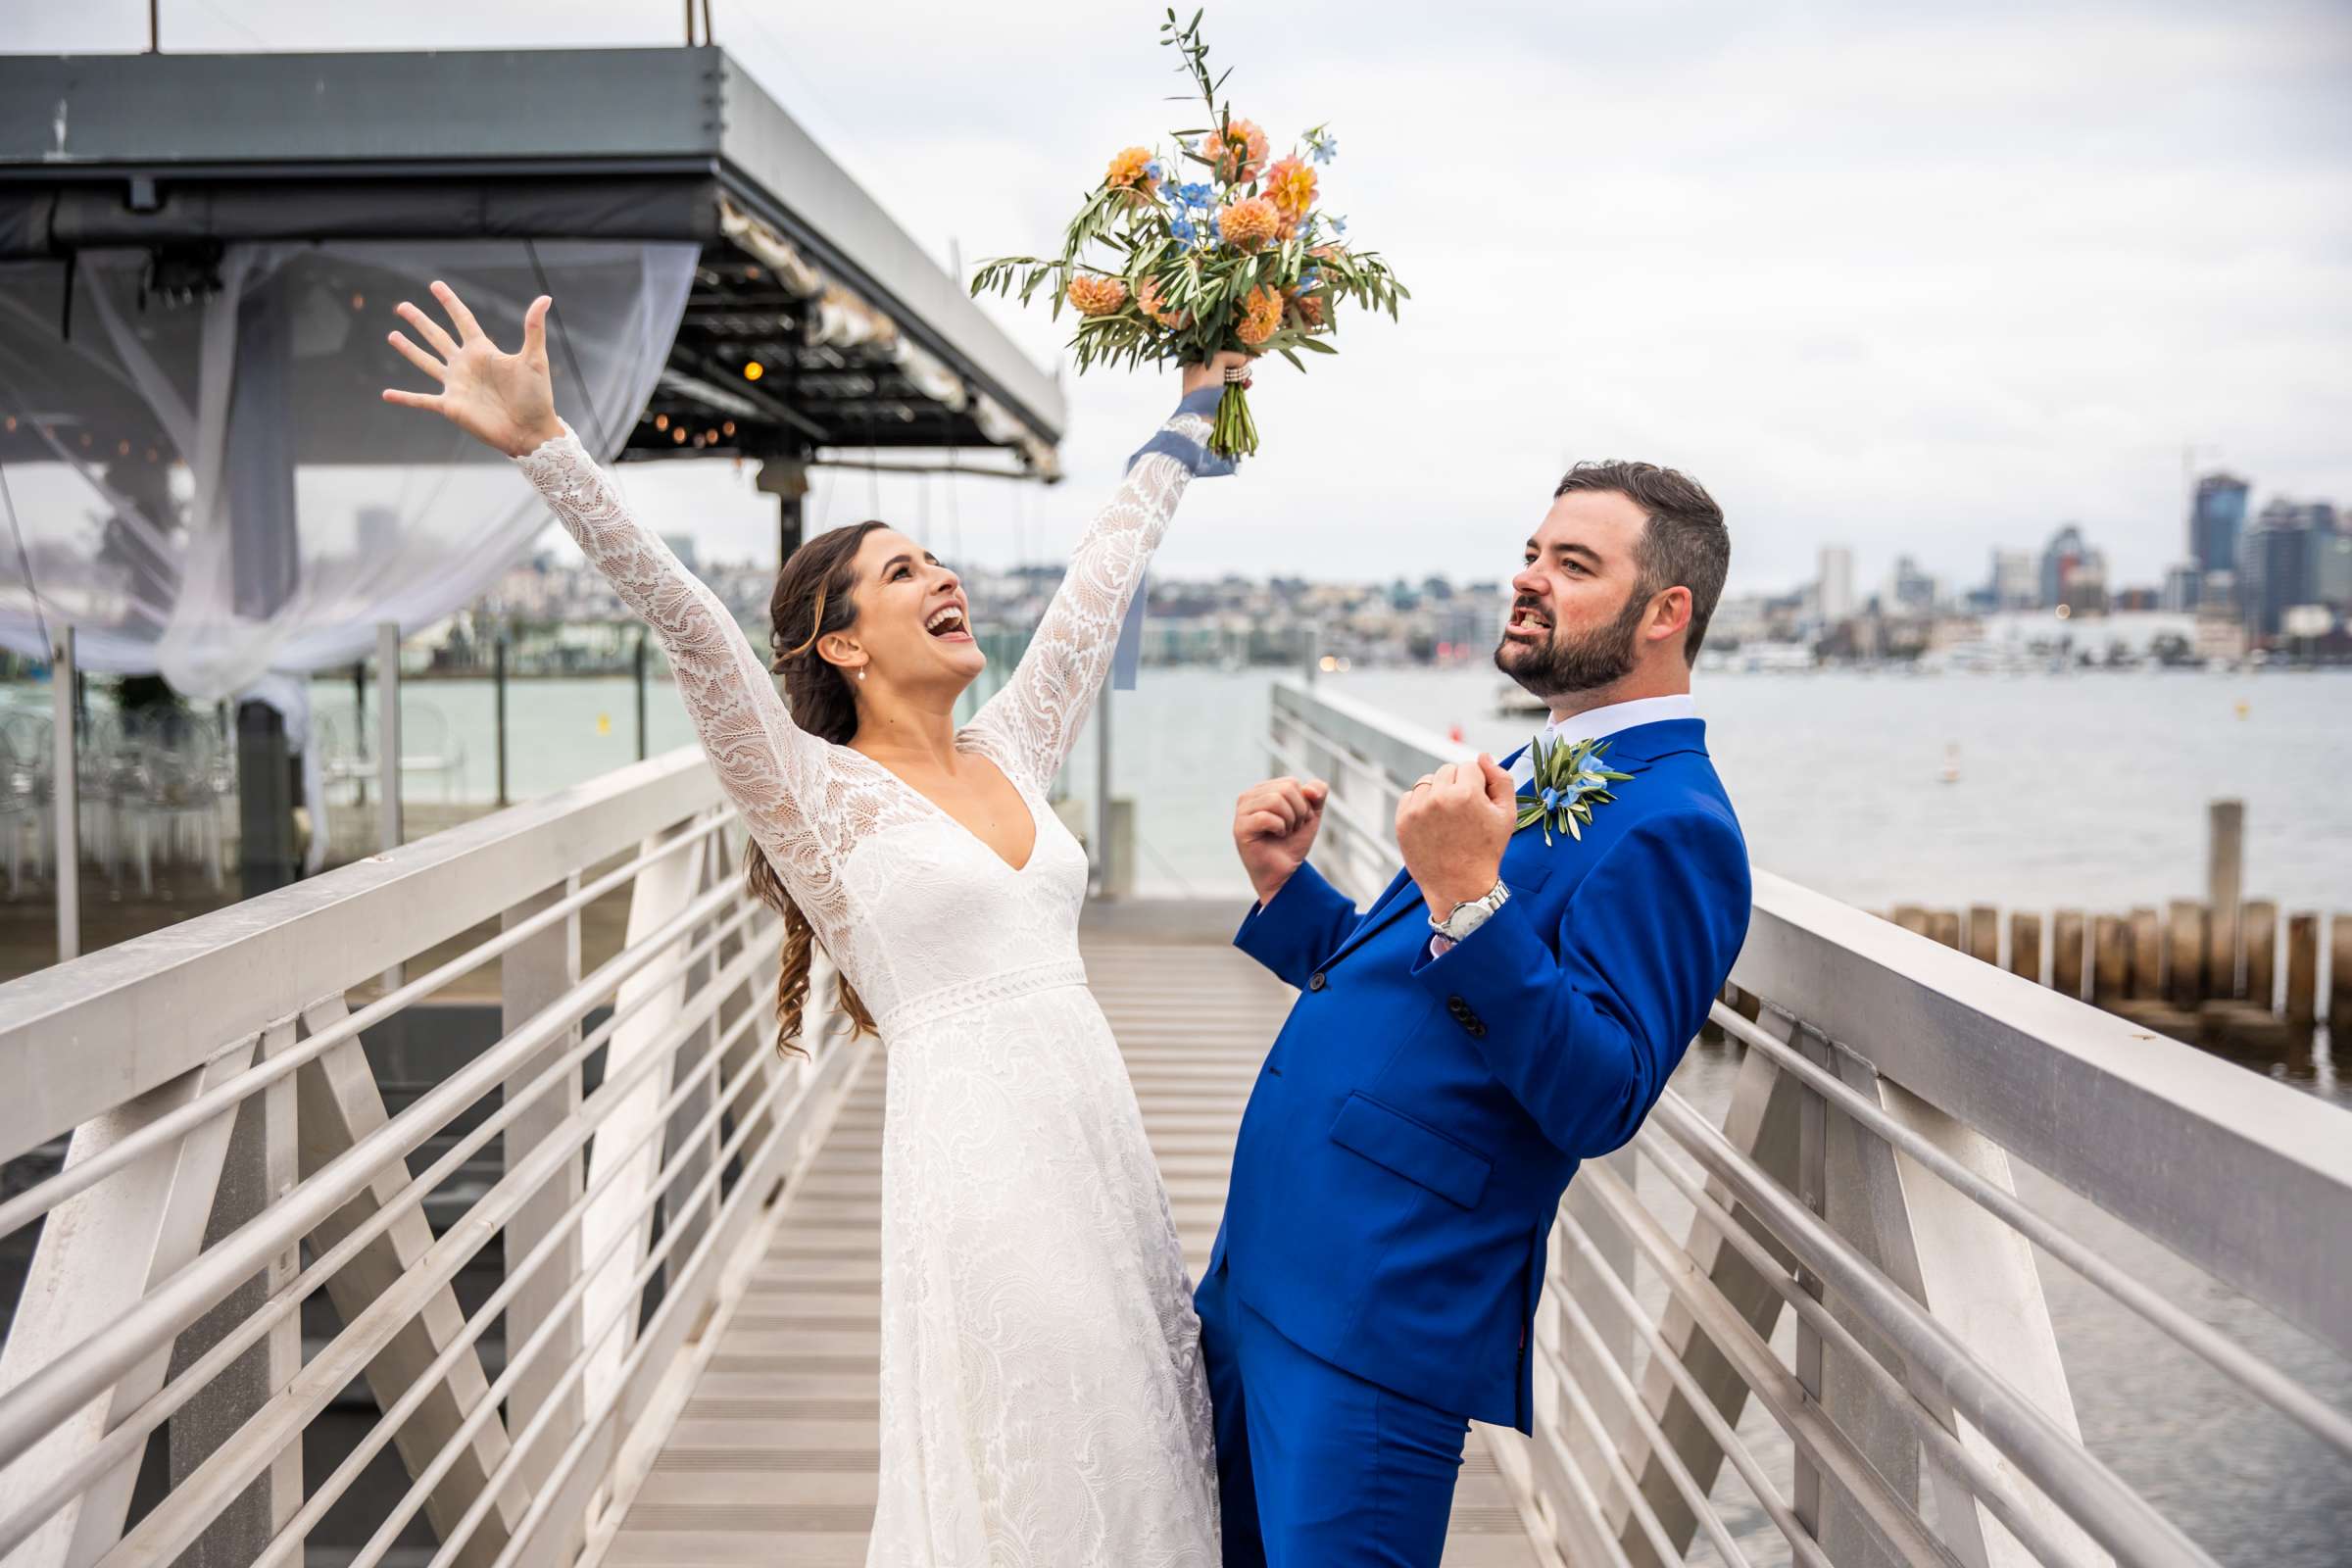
[0,46,1063,473]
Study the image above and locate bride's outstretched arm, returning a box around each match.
[967,356,1247,792]
[381,283,825,863]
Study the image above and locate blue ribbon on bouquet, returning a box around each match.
[1109,384,1233,691]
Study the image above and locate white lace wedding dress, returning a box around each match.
[515,404,1222,1566]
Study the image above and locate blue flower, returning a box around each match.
[1175,181,1214,211]
[1167,212,1197,246]
[1330,215,1348,238]
[1307,128,1339,165]
[1145,159,1164,183]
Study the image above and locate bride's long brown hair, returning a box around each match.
[749,519,889,1056]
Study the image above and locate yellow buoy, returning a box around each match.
[2233,699,2250,720]
[597,712,612,736]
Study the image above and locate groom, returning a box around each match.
[1197,460,1751,1566]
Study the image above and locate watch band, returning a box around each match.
[1430,878,1510,944]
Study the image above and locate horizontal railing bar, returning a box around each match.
[1653,1094,2220,1568]
[1269,678,1473,785]
[0,904,779,1558]
[1547,1227,1824,1568]
[1584,1153,2099,1568]
[394,1019,844,1568]
[1554,1200,1961,1568]
[1711,1001,2352,1458]
[1735,871,2352,1360]
[0,811,736,1241]
[0,866,755,1476]
[255,975,781,1568]
[0,746,728,1164]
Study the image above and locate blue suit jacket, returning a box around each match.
[1206,717,1750,1431]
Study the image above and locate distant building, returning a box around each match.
[2040,524,2107,613]
[2313,529,2352,609]
[1817,545,1855,621]
[2239,499,2322,638]
[1886,555,1937,614]
[2189,472,2250,574]
[1989,550,2037,611]
[2161,564,2203,613]
[660,532,700,571]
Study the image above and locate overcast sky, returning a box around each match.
[24,0,2352,599]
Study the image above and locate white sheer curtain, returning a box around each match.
[0,239,696,865]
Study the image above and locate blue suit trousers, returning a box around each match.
[1197,1260,1470,1567]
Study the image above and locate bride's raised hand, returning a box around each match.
[1180,349,1255,399]
[381,281,565,459]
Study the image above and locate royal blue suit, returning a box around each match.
[1196,717,1750,1566]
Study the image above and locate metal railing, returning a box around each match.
[1267,678,2351,1568]
[0,745,869,1568]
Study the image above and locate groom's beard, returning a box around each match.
[1494,587,1647,699]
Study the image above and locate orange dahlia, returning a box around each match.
[1236,284,1283,346]
[1104,145,1157,193]
[1220,196,1280,251]
[1289,288,1326,328]
[1138,275,1192,329]
[1263,155,1317,225]
[1197,118,1269,184]
[1065,274,1129,317]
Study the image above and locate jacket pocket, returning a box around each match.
[1328,1092,1494,1209]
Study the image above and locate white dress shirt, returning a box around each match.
[1430,692,1699,956]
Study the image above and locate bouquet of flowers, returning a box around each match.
[969,9,1408,461]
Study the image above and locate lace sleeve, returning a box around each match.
[513,424,829,873]
[965,389,1225,792]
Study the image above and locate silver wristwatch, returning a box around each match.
[1430,879,1510,944]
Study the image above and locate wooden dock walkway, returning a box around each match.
[599,929,1549,1567]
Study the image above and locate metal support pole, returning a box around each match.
[494,632,511,808]
[377,621,403,991]
[50,625,79,962]
[634,631,650,762]
[1093,686,1113,900]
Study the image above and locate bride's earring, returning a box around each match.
[857,668,866,682]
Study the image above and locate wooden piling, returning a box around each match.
[2127,907,2162,1002]
[2091,915,2130,1004]
[1892,905,1930,938]
[2166,901,2207,1008]
[1966,905,1999,966]
[1929,909,1961,950]
[2053,911,2085,1001]
[2332,914,2352,1043]
[2284,912,2319,1028]
[2008,912,2043,982]
[2243,900,2278,1009]
[2207,800,2245,999]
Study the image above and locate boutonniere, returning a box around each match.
[1516,734,1636,847]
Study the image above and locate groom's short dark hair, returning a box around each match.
[1553,461,1729,661]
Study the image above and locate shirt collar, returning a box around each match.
[1541,693,1698,749]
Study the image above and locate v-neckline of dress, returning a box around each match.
[846,738,1043,876]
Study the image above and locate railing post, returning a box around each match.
[376,621,403,992]
[49,624,79,962]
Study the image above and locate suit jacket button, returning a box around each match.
[1307,971,1327,992]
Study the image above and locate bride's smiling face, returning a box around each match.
[832,527,985,691]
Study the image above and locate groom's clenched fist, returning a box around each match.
[1235,776,1328,906]
[1398,755,1517,921]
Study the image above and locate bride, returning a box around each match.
[384,282,1243,1564]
